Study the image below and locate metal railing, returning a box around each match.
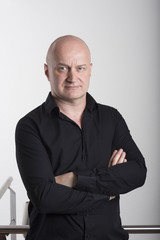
[124,225,160,234]
[1,178,160,239]
[0,177,16,240]
[0,224,160,240]
[0,177,13,199]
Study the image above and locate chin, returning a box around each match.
[64,93,86,101]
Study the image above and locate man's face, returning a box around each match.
[45,39,92,103]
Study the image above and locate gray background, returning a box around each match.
[0,0,159,239]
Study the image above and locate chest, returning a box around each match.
[40,111,115,175]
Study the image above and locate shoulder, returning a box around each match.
[96,103,130,135]
[97,103,116,112]
[16,92,58,129]
[96,103,122,120]
[96,103,129,131]
[17,105,42,125]
[15,103,46,135]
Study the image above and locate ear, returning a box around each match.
[44,64,49,80]
[90,63,93,75]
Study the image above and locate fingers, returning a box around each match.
[109,196,116,200]
[110,150,118,162]
[108,150,118,167]
[112,149,126,166]
[108,149,127,167]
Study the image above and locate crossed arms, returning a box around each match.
[55,149,127,200]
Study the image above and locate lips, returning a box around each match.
[65,85,80,89]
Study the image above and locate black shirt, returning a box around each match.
[16,92,146,240]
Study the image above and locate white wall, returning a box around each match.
[0,0,159,239]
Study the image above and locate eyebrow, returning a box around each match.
[77,64,88,68]
[57,63,88,67]
[57,63,69,67]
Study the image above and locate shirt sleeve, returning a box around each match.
[75,109,147,196]
[15,117,109,215]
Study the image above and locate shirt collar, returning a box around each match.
[44,92,58,114]
[44,92,97,114]
[86,92,97,112]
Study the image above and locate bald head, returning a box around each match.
[46,35,91,65]
[44,35,92,104]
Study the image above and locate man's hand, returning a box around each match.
[55,172,77,188]
[108,149,127,168]
[108,149,127,200]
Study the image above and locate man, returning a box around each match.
[16,35,147,240]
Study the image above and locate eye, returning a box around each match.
[77,66,86,72]
[57,66,68,72]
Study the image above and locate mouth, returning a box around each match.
[64,85,80,90]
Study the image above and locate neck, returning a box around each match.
[53,95,87,128]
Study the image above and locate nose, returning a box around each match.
[66,69,77,83]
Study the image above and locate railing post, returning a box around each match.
[0,235,7,240]
[9,187,16,240]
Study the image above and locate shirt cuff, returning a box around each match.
[76,175,97,192]
[92,192,110,201]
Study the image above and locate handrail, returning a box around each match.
[0,177,16,240]
[124,225,160,234]
[0,225,160,234]
[0,225,29,234]
[0,177,13,199]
